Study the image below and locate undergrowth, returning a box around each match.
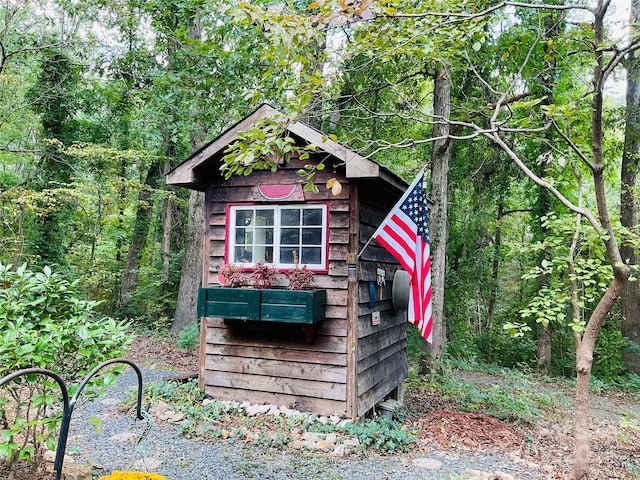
[135,380,415,454]
[406,358,560,423]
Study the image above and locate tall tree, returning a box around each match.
[25,49,81,265]
[620,0,640,375]
[422,68,451,366]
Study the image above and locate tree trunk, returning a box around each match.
[535,6,564,372]
[487,198,503,328]
[118,160,162,310]
[171,190,204,334]
[573,276,628,479]
[571,3,631,476]
[620,0,640,375]
[170,11,205,334]
[421,68,451,370]
[161,166,176,283]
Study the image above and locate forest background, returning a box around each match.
[1,0,640,476]
[0,0,640,476]
[2,0,638,376]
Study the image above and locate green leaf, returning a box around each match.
[77,326,89,340]
[90,416,103,434]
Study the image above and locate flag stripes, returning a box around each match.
[372,171,433,343]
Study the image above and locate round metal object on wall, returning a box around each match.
[392,270,411,311]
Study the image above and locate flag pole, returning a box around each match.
[357,235,376,259]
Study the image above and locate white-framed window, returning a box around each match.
[227,204,328,270]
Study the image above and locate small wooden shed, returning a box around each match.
[166,104,409,418]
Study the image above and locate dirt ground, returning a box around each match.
[2,334,639,479]
[119,334,640,479]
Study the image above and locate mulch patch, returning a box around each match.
[0,458,50,480]
[410,409,524,453]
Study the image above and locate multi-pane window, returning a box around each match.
[228,204,328,270]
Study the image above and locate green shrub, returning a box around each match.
[474,328,537,368]
[0,263,131,471]
[336,416,414,453]
[406,325,424,363]
[177,322,200,353]
[593,325,628,380]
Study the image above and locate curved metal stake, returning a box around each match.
[0,359,145,480]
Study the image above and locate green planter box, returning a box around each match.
[260,289,327,324]
[197,287,261,321]
[197,288,326,324]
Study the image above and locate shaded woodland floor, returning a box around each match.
[2,333,639,479]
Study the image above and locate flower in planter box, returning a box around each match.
[98,471,166,480]
[286,265,315,290]
[249,261,279,289]
[218,263,246,288]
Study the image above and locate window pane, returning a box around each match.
[235,228,247,244]
[236,210,253,226]
[303,208,323,226]
[281,209,301,226]
[235,246,252,263]
[262,228,274,244]
[254,227,273,245]
[281,228,300,245]
[302,228,321,245]
[280,248,296,264]
[254,245,271,263]
[301,247,321,265]
[256,210,274,226]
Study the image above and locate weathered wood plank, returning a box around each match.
[328,262,348,277]
[313,276,347,289]
[205,343,347,366]
[326,288,348,306]
[356,340,406,373]
[324,305,348,320]
[205,371,346,401]
[204,355,346,383]
[317,320,347,337]
[209,213,227,226]
[203,385,347,416]
[205,315,347,336]
[357,308,406,338]
[356,322,406,361]
[329,199,350,212]
[329,231,349,245]
[204,327,347,354]
[329,212,350,229]
[356,348,407,394]
[346,181,360,418]
[328,244,349,261]
[356,362,407,417]
[358,261,400,281]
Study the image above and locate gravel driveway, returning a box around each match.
[66,370,544,480]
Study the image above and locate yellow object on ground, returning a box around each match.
[98,472,167,480]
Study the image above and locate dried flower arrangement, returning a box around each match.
[249,261,279,289]
[286,265,315,290]
[286,251,315,290]
[218,263,246,288]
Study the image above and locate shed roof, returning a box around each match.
[166,104,406,192]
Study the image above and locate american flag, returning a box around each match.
[372,171,433,343]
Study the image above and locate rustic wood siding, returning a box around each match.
[355,182,408,417]
[201,163,351,416]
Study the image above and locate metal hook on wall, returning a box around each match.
[0,359,145,480]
